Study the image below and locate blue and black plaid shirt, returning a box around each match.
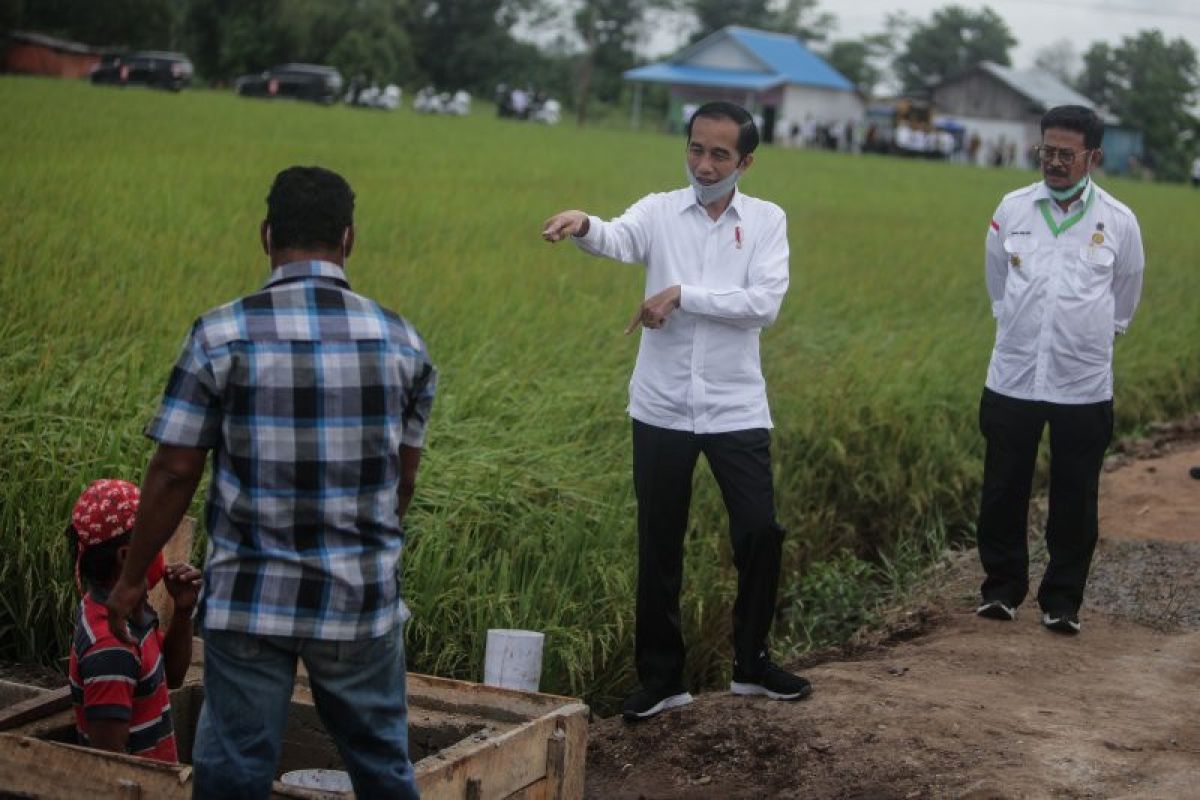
[146,260,437,640]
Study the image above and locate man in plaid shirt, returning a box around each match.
[107,166,435,799]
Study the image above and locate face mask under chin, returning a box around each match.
[686,162,741,206]
[1046,173,1090,202]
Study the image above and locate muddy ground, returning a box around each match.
[585,420,1200,800]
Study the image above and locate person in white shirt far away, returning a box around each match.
[975,105,1145,636]
[541,101,812,722]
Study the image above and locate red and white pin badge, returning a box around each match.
[735,226,743,249]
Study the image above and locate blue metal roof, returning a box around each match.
[726,27,853,91]
[624,62,784,91]
[623,25,853,93]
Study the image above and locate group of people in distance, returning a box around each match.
[65,100,1141,798]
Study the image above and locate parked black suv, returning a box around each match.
[234,64,344,105]
[90,51,193,91]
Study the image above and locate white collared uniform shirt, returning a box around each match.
[575,187,789,433]
[985,180,1144,404]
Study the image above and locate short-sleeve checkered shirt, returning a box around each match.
[146,260,436,640]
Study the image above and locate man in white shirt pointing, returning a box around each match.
[976,105,1144,635]
[542,101,810,721]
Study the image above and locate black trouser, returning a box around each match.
[631,419,785,693]
[976,387,1113,615]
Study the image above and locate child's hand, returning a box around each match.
[162,563,202,614]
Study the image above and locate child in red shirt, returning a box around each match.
[66,479,200,762]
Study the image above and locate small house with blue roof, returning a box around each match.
[624,25,862,143]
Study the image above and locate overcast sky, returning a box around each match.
[637,0,1200,71]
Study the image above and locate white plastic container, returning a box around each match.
[280,768,353,791]
[483,629,545,692]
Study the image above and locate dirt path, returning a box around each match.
[586,435,1200,799]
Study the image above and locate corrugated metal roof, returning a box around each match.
[624,25,854,93]
[725,26,853,91]
[976,61,1119,124]
[7,30,98,55]
[624,62,784,91]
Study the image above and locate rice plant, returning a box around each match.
[1,78,1197,710]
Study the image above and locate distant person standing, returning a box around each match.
[542,101,810,722]
[1191,154,1200,187]
[511,86,530,119]
[106,166,436,798]
[976,105,1144,635]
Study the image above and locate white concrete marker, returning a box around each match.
[483,629,545,692]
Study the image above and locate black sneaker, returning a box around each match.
[621,686,693,722]
[730,662,812,701]
[976,599,1017,621]
[1042,611,1081,635]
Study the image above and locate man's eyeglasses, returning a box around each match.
[1033,145,1092,166]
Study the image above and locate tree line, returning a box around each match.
[3,1,1197,180]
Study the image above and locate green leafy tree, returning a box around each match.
[893,4,1015,93]
[686,0,833,43]
[180,0,415,85]
[11,0,175,48]
[1078,30,1200,182]
[411,0,546,92]
[311,0,416,85]
[1076,41,1115,111]
[1,0,25,33]
[824,35,891,97]
[573,0,650,124]
[1032,38,1078,86]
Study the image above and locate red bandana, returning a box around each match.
[70,479,164,593]
[72,479,140,547]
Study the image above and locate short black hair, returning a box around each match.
[1040,105,1105,150]
[66,526,130,588]
[686,101,760,159]
[265,166,355,251]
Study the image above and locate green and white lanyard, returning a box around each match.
[1037,182,1095,238]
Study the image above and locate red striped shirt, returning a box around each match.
[68,592,177,763]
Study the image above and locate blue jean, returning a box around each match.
[192,622,418,800]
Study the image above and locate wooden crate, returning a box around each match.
[0,658,587,799]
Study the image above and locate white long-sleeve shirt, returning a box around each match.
[575,187,790,433]
[985,180,1144,404]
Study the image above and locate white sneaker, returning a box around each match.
[1042,612,1081,635]
[621,689,693,721]
[976,600,1017,621]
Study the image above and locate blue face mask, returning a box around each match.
[686,162,741,206]
[1047,174,1090,202]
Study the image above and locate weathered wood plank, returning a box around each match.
[407,673,577,722]
[550,712,587,800]
[0,734,344,799]
[0,659,589,800]
[0,686,71,732]
[416,703,588,800]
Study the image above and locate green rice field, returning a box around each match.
[1,77,1198,707]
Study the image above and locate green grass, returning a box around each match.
[2,77,1198,710]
